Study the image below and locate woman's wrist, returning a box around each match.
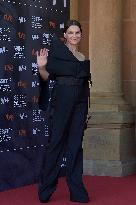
[38,65,46,70]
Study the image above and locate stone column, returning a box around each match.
[70,0,78,20]
[83,0,136,176]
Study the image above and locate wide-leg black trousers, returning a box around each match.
[38,80,89,201]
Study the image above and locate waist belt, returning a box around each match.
[55,76,87,85]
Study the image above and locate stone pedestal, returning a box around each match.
[83,0,136,176]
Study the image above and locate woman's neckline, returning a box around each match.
[63,43,86,62]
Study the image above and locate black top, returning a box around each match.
[46,38,90,79]
[38,38,91,111]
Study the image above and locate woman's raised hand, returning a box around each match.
[37,48,48,68]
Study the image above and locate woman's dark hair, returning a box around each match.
[63,19,82,33]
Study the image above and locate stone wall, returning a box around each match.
[70,0,136,176]
[83,0,136,176]
[123,0,136,130]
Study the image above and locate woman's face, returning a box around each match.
[64,25,82,46]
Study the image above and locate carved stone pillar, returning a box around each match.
[83,0,136,176]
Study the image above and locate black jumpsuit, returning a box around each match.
[38,38,91,203]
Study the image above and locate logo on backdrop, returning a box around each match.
[0,0,69,146]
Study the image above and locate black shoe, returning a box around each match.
[38,182,57,203]
[39,198,50,203]
[39,194,52,203]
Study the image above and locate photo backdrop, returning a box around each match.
[0,0,70,191]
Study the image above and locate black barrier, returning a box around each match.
[0,0,69,191]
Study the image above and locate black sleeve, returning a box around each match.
[46,37,77,77]
[38,75,50,111]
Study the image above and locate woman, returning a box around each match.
[37,20,91,203]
